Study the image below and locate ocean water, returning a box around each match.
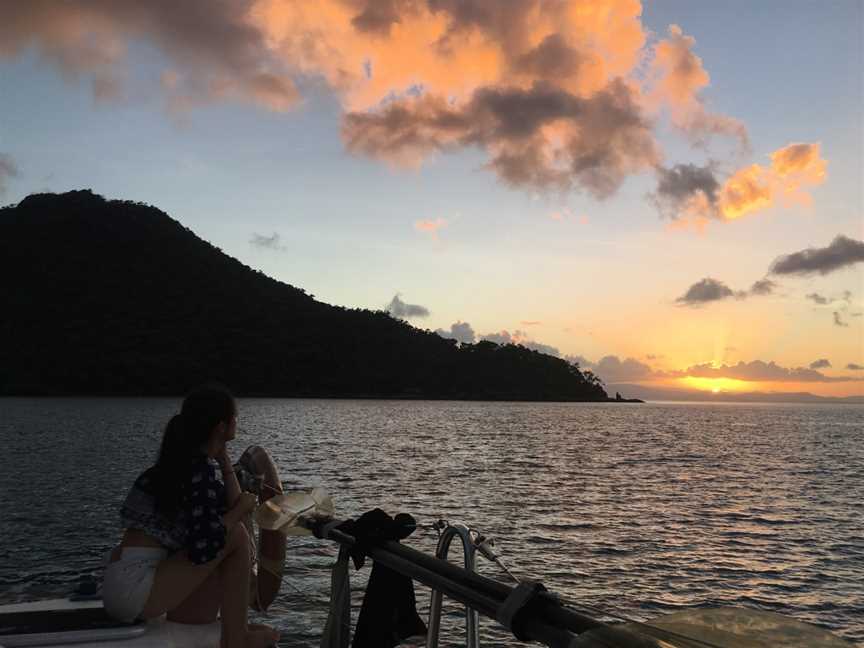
[0,398,862,646]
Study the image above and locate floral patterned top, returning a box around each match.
[120,453,227,564]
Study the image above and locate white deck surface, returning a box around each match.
[0,599,221,648]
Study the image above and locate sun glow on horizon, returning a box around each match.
[680,376,750,393]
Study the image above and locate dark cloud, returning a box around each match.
[676,277,735,306]
[0,1,298,111]
[434,321,475,344]
[0,153,19,195]
[426,0,540,54]
[343,79,659,197]
[386,294,430,319]
[349,0,415,35]
[249,232,285,251]
[749,279,776,296]
[806,292,829,305]
[677,360,862,383]
[513,34,581,80]
[676,276,777,307]
[770,235,864,276]
[833,311,848,328]
[649,163,719,219]
[809,358,831,369]
[847,363,864,371]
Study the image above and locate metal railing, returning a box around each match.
[426,522,480,648]
[313,519,665,648]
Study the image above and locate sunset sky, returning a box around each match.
[1,1,862,396]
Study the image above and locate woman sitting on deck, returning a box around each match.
[103,384,280,648]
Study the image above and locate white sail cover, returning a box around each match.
[614,606,853,647]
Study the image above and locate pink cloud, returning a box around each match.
[414,217,447,239]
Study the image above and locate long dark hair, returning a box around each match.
[152,383,236,519]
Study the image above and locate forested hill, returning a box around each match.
[0,190,608,400]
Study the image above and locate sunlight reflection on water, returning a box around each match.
[1,398,862,645]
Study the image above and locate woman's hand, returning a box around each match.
[224,491,258,529]
[236,491,258,515]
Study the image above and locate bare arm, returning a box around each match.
[217,449,242,510]
[222,493,257,530]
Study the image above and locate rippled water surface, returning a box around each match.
[1,398,862,645]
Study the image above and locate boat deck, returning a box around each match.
[0,598,221,647]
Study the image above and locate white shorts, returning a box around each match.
[102,546,167,622]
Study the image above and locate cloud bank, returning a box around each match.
[677,360,861,383]
[4,1,769,202]
[480,329,560,357]
[434,321,475,344]
[433,319,563,356]
[575,355,657,383]
[569,353,864,385]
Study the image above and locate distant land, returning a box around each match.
[0,190,622,401]
[608,383,864,405]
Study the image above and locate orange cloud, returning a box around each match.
[3,0,660,196]
[719,142,827,220]
[718,163,773,220]
[414,217,447,238]
[654,143,828,225]
[651,25,749,151]
[18,0,838,216]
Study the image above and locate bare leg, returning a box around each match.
[141,525,279,648]
[166,566,221,624]
[219,524,251,647]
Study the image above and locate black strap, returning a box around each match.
[496,580,549,641]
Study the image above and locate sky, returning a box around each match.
[0,1,862,397]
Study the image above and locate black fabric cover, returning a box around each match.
[338,509,428,648]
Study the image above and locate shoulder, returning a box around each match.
[188,454,221,484]
[132,466,159,492]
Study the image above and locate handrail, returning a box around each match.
[426,523,480,648]
[313,519,662,648]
